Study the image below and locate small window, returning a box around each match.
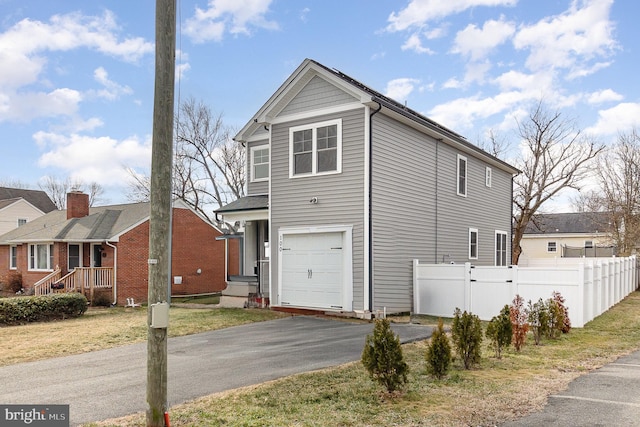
[17,218,27,227]
[485,167,492,188]
[547,241,557,253]
[290,119,342,177]
[469,228,478,259]
[29,243,54,271]
[10,245,17,269]
[585,240,594,248]
[457,155,467,196]
[251,145,269,182]
[495,231,508,266]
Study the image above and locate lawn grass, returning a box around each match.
[84,291,640,427]
[0,306,285,366]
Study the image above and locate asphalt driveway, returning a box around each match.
[0,316,433,426]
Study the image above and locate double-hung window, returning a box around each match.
[547,241,557,253]
[251,145,269,182]
[9,245,17,269]
[495,231,508,266]
[17,218,27,227]
[485,167,492,188]
[290,119,342,177]
[29,243,54,271]
[469,228,478,259]
[457,155,467,196]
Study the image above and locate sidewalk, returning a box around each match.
[502,349,640,426]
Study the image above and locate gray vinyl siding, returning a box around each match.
[279,75,358,117]
[247,139,269,195]
[270,108,366,310]
[370,113,513,313]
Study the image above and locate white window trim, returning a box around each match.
[547,241,557,253]
[469,228,478,260]
[495,230,508,266]
[485,167,492,188]
[28,243,54,271]
[250,144,270,182]
[289,118,342,178]
[457,154,467,197]
[67,243,83,270]
[9,245,17,270]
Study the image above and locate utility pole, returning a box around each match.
[147,0,175,426]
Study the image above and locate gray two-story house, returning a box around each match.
[216,59,519,318]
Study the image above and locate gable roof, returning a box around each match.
[215,195,268,214]
[524,212,613,235]
[0,187,57,213]
[235,58,519,175]
[0,202,153,244]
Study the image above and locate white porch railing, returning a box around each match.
[34,267,114,296]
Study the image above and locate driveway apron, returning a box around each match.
[0,316,432,426]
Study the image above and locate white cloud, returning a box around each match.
[451,17,515,61]
[0,88,82,122]
[91,67,133,100]
[513,0,617,74]
[185,0,278,43]
[587,89,623,105]
[35,131,152,185]
[584,103,640,136]
[401,33,435,54]
[386,0,517,32]
[384,78,421,103]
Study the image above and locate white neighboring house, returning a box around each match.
[0,187,57,236]
[519,212,617,262]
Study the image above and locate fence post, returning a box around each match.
[576,263,585,327]
[413,259,419,315]
[465,262,472,313]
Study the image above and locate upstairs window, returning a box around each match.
[251,145,269,182]
[485,167,492,188]
[547,241,557,253]
[457,155,467,196]
[290,119,342,177]
[469,228,478,259]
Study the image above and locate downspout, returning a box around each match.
[368,101,382,313]
[105,240,117,305]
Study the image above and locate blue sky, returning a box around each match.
[1,0,638,208]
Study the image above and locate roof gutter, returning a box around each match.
[368,101,382,313]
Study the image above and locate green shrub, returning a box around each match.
[527,298,550,345]
[510,294,529,351]
[425,318,451,379]
[451,308,483,369]
[552,291,571,333]
[0,293,88,325]
[361,318,409,393]
[486,304,512,359]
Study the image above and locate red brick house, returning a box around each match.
[0,191,232,305]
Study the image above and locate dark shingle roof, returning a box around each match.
[0,187,57,213]
[524,212,613,235]
[215,195,268,213]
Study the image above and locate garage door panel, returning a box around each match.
[280,231,345,310]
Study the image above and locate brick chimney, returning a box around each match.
[66,191,90,219]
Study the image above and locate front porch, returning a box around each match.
[34,267,114,302]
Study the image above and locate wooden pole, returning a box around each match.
[147,0,175,425]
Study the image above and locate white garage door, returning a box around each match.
[280,232,344,309]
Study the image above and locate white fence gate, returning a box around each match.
[413,256,638,327]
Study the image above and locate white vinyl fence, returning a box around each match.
[413,256,638,327]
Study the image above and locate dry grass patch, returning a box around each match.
[86,291,640,427]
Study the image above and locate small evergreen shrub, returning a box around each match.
[0,293,88,325]
[425,318,452,379]
[451,308,482,369]
[552,291,571,333]
[510,295,529,351]
[527,298,550,345]
[486,304,512,359]
[361,318,409,393]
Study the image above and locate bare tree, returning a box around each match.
[511,101,605,264]
[39,176,106,209]
[0,179,31,189]
[124,167,152,203]
[591,129,640,255]
[126,97,245,223]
